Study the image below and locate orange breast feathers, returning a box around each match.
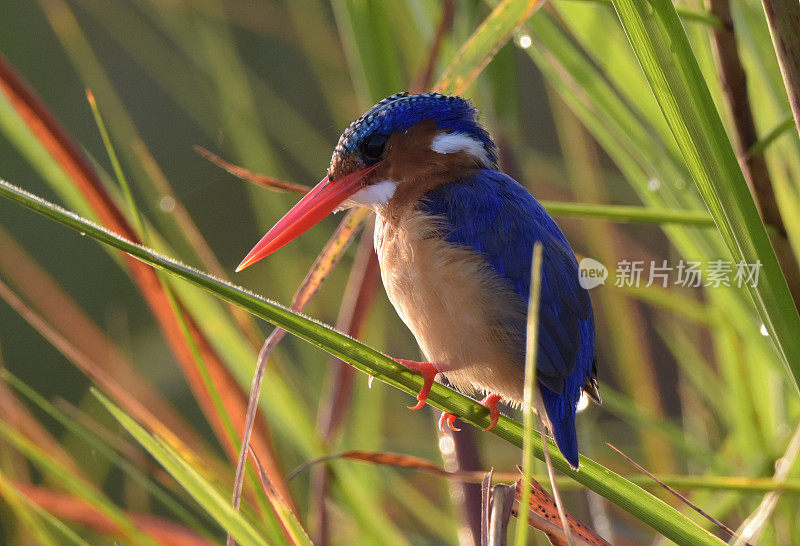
[374,207,527,403]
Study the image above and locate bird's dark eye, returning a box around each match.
[362,134,387,163]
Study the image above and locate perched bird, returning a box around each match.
[237,92,598,468]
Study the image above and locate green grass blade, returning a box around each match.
[0,474,60,546]
[0,421,157,545]
[85,90,144,236]
[514,242,543,546]
[0,474,90,546]
[540,201,715,226]
[248,446,313,546]
[748,113,796,158]
[93,390,269,546]
[556,0,722,26]
[609,0,800,393]
[84,87,280,537]
[0,177,723,545]
[0,370,211,534]
[330,0,407,101]
[435,0,542,94]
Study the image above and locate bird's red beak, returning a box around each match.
[236,165,377,272]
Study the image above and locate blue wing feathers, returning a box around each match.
[420,169,594,468]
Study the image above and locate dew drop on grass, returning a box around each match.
[515,33,532,49]
[160,196,176,212]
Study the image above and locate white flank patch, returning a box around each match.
[430,132,490,165]
[340,179,398,211]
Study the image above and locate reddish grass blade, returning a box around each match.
[287,450,515,483]
[15,483,214,546]
[0,54,290,504]
[0,226,206,452]
[0,374,80,476]
[0,278,214,473]
[194,146,310,194]
[513,480,610,546]
[249,446,312,546]
[287,447,608,545]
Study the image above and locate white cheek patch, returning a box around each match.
[339,179,398,211]
[430,132,490,165]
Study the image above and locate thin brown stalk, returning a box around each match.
[194,146,310,194]
[607,443,742,543]
[760,0,800,143]
[15,483,214,546]
[537,401,574,546]
[248,446,286,514]
[248,446,310,546]
[0,54,288,500]
[229,208,368,536]
[707,0,800,308]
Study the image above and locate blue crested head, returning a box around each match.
[328,92,498,179]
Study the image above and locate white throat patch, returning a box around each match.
[340,179,398,211]
[430,132,490,166]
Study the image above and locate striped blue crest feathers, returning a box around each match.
[328,92,498,177]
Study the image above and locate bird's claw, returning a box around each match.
[480,394,502,431]
[439,411,461,433]
[437,394,501,433]
[394,359,439,410]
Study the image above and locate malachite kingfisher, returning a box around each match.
[236,92,599,469]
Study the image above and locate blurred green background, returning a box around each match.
[1,0,799,544]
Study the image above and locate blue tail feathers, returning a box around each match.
[538,315,595,469]
[540,385,580,469]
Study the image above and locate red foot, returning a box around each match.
[480,394,502,431]
[439,411,461,433]
[394,359,439,410]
